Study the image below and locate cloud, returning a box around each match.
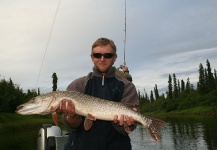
[1,0,217,97]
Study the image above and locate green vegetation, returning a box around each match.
[0,113,54,133]
[139,59,217,114]
[0,112,67,133]
[0,60,216,115]
[0,72,58,112]
[0,113,57,150]
[52,72,58,91]
[0,78,39,112]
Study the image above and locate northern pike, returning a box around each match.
[16,91,166,142]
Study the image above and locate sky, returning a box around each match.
[1,0,217,96]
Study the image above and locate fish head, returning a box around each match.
[16,94,59,115]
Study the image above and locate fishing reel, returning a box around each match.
[118,65,124,70]
[118,64,129,73]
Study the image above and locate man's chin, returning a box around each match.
[98,67,109,73]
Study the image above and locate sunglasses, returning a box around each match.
[92,53,114,59]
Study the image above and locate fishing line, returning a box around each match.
[35,0,61,92]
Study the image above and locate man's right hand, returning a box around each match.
[56,100,82,128]
[56,100,76,116]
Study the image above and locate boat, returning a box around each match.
[37,124,68,150]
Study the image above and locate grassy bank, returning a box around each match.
[0,113,59,134]
[0,113,58,150]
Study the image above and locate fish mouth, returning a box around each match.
[16,105,24,111]
[15,105,25,114]
[15,104,43,115]
[15,103,50,115]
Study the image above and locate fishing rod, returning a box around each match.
[124,0,127,66]
[119,0,127,70]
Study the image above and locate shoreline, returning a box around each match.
[143,106,217,117]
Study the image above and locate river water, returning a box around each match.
[0,115,217,150]
[130,116,217,150]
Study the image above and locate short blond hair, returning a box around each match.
[91,38,117,55]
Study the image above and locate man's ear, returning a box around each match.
[113,54,117,62]
[90,54,94,61]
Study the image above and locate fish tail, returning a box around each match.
[143,117,166,142]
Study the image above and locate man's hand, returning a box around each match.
[113,115,135,126]
[113,106,138,133]
[56,100,82,128]
[121,65,129,72]
[56,100,76,116]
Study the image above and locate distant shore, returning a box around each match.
[144,106,217,117]
[1,106,216,133]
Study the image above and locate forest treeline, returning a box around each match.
[0,73,58,112]
[139,59,217,113]
[0,59,216,113]
[0,78,38,112]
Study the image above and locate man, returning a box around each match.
[116,65,132,82]
[58,37,139,150]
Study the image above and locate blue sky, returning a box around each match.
[1,0,217,96]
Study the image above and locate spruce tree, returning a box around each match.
[214,69,217,87]
[167,74,173,99]
[214,69,217,80]
[137,89,141,99]
[150,90,154,102]
[173,73,178,98]
[154,84,159,100]
[145,93,149,101]
[204,68,208,93]
[198,63,206,94]
[52,72,58,91]
[144,88,149,101]
[206,59,215,92]
[178,79,181,93]
[38,88,40,95]
[181,79,185,92]
[185,77,190,93]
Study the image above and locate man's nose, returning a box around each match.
[100,56,105,61]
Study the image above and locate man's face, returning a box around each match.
[91,45,117,73]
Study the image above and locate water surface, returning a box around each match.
[130,116,217,150]
[0,115,216,150]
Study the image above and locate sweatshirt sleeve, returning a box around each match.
[121,81,139,105]
[66,76,87,93]
[62,76,87,131]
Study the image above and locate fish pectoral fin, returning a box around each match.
[84,113,96,131]
[52,112,59,126]
[124,122,132,134]
[87,113,96,121]
[50,105,59,112]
